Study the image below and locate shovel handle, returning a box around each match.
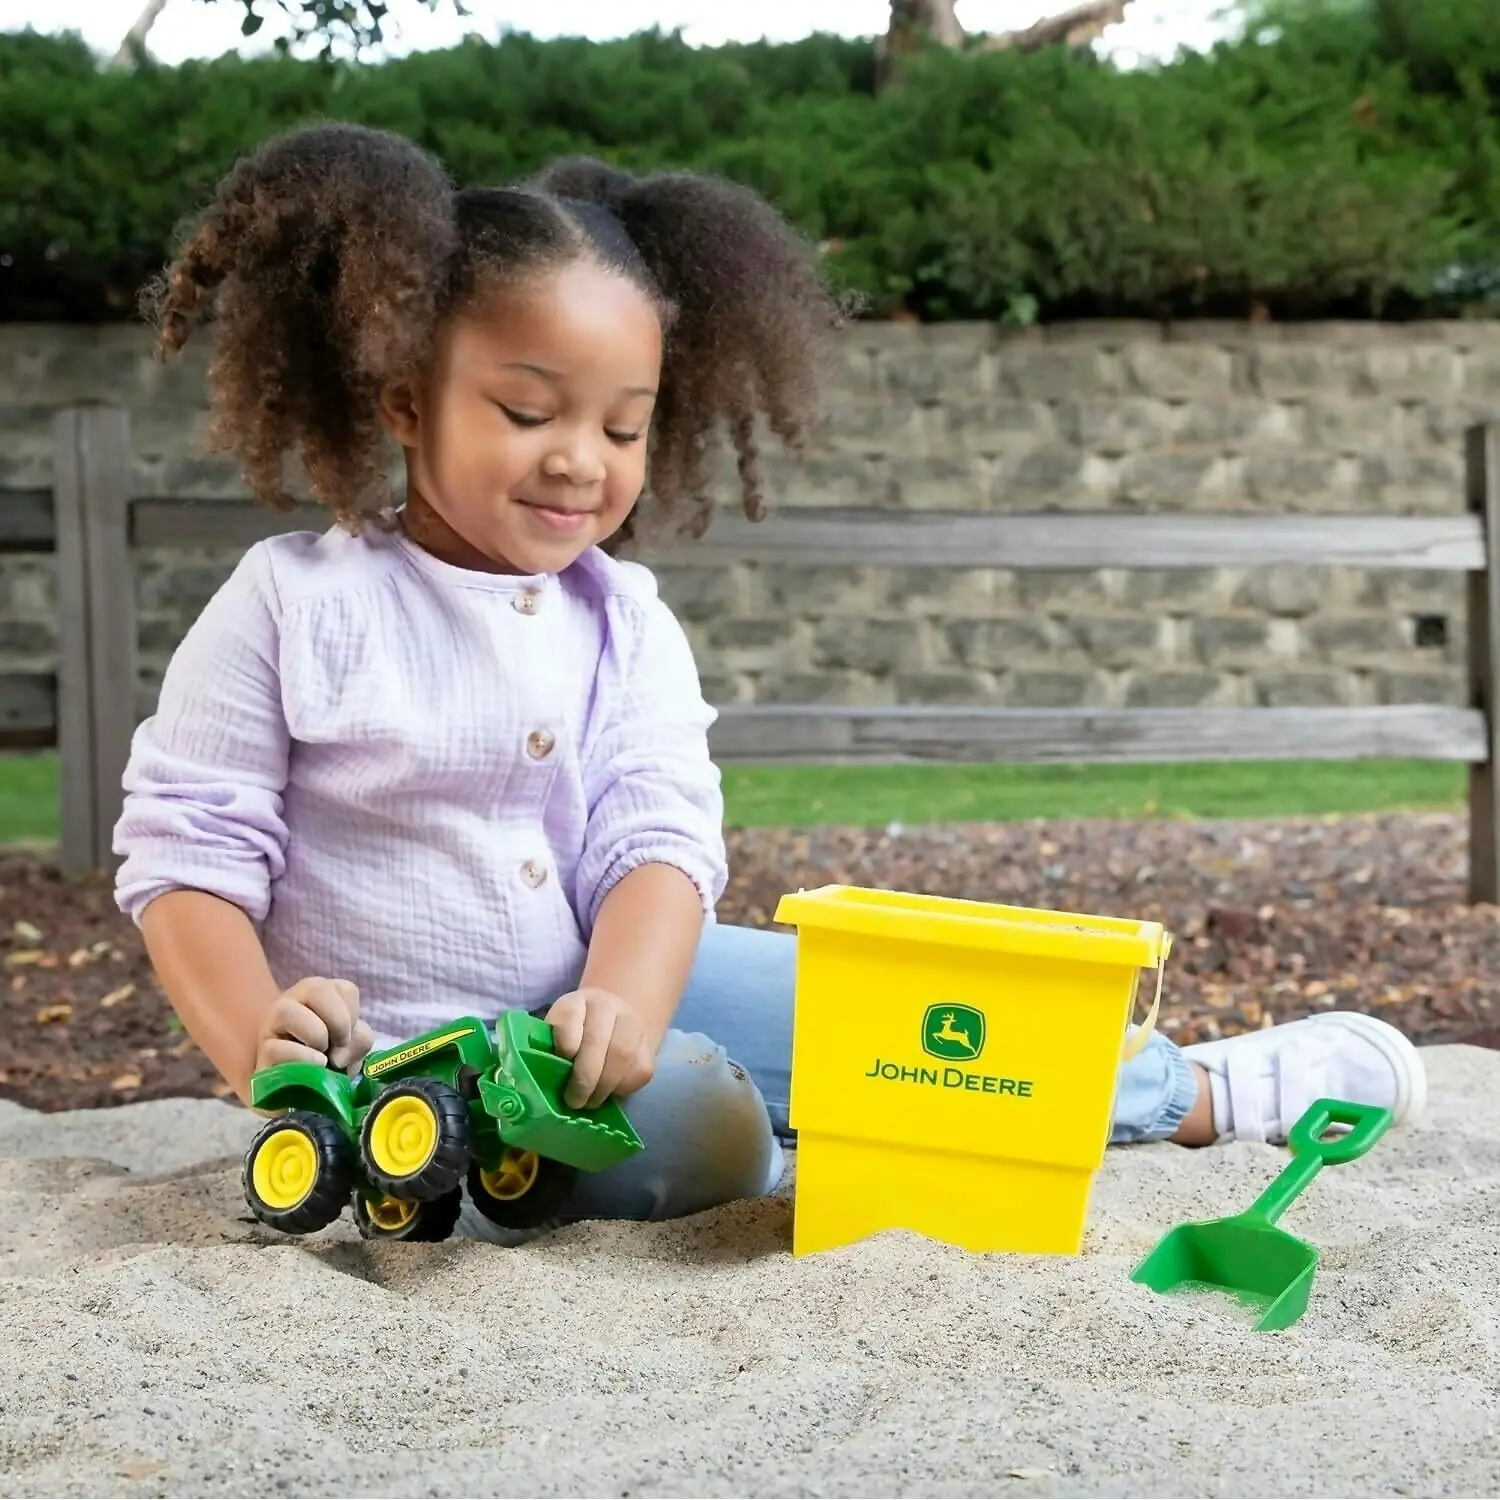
[1287,1098,1393,1164]
[1244,1098,1393,1227]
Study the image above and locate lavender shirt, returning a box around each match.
[113,524,728,1049]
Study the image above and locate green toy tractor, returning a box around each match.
[240,1008,644,1242]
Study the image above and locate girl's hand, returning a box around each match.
[545,987,656,1109]
[255,976,374,1077]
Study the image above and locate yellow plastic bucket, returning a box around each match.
[774,885,1172,1258]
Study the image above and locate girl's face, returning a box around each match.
[381,260,662,575]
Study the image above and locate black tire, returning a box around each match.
[243,1111,355,1235]
[353,1188,463,1243]
[359,1078,471,1201]
[467,1150,579,1231]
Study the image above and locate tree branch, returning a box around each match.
[978,0,1134,54]
[109,0,173,69]
[877,0,965,91]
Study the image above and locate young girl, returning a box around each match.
[115,121,1426,1242]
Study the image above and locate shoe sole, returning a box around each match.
[1314,1011,1428,1128]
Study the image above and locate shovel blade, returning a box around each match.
[1131,1215,1319,1331]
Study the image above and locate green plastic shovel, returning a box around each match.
[1130,1097,1393,1331]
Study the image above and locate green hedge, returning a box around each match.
[3,2,1499,323]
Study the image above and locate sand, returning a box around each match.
[1,1047,1497,1499]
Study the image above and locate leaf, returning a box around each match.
[1008,1468,1053,1480]
[111,1072,142,1091]
[116,1460,164,1481]
[6,949,46,967]
[12,920,42,944]
[241,12,264,35]
[100,983,136,1009]
[67,948,95,968]
[36,1003,73,1024]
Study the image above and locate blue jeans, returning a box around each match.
[457,920,1200,1238]
[676,920,1199,1147]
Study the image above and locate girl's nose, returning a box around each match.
[542,445,605,485]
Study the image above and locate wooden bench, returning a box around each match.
[3,404,1498,899]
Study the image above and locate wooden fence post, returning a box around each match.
[1466,423,1500,904]
[51,404,137,875]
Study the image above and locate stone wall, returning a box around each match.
[1,319,1497,713]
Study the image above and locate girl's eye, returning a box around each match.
[607,430,644,445]
[500,405,548,428]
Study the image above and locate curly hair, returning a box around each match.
[141,121,846,543]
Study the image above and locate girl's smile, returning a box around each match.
[519,501,599,533]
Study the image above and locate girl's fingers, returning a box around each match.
[295,980,357,1062]
[258,1035,330,1071]
[586,1048,632,1111]
[269,992,330,1054]
[566,1008,618,1110]
[346,1019,376,1070]
[615,1041,656,1100]
[546,993,587,1061]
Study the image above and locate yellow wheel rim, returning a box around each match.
[367,1094,439,1179]
[251,1127,318,1212]
[364,1196,419,1232]
[479,1147,541,1202]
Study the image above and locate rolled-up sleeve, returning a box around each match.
[113,545,291,926]
[573,590,727,935]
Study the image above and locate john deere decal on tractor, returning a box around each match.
[241,1009,643,1242]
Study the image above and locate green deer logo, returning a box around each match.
[922,1003,985,1062]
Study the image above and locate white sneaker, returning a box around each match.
[1181,1012,1427,1145]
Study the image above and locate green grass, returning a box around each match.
[0,754,71,844]
[720,759,1465,827]
[0,752,1466,843]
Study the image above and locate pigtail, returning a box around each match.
[530,156,845,540]
[140,122,459,522]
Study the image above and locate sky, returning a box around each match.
[2,0,1242,68]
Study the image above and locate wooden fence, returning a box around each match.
[4,402,1500,900]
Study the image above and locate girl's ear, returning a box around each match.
[378,380,421,447]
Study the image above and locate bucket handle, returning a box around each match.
[1119,935,1170,1061]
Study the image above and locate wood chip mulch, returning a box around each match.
[2,812,1497,1114]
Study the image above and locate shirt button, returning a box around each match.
[525,729,555,760]
[520,859,548,888]
[512,588,542,615]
